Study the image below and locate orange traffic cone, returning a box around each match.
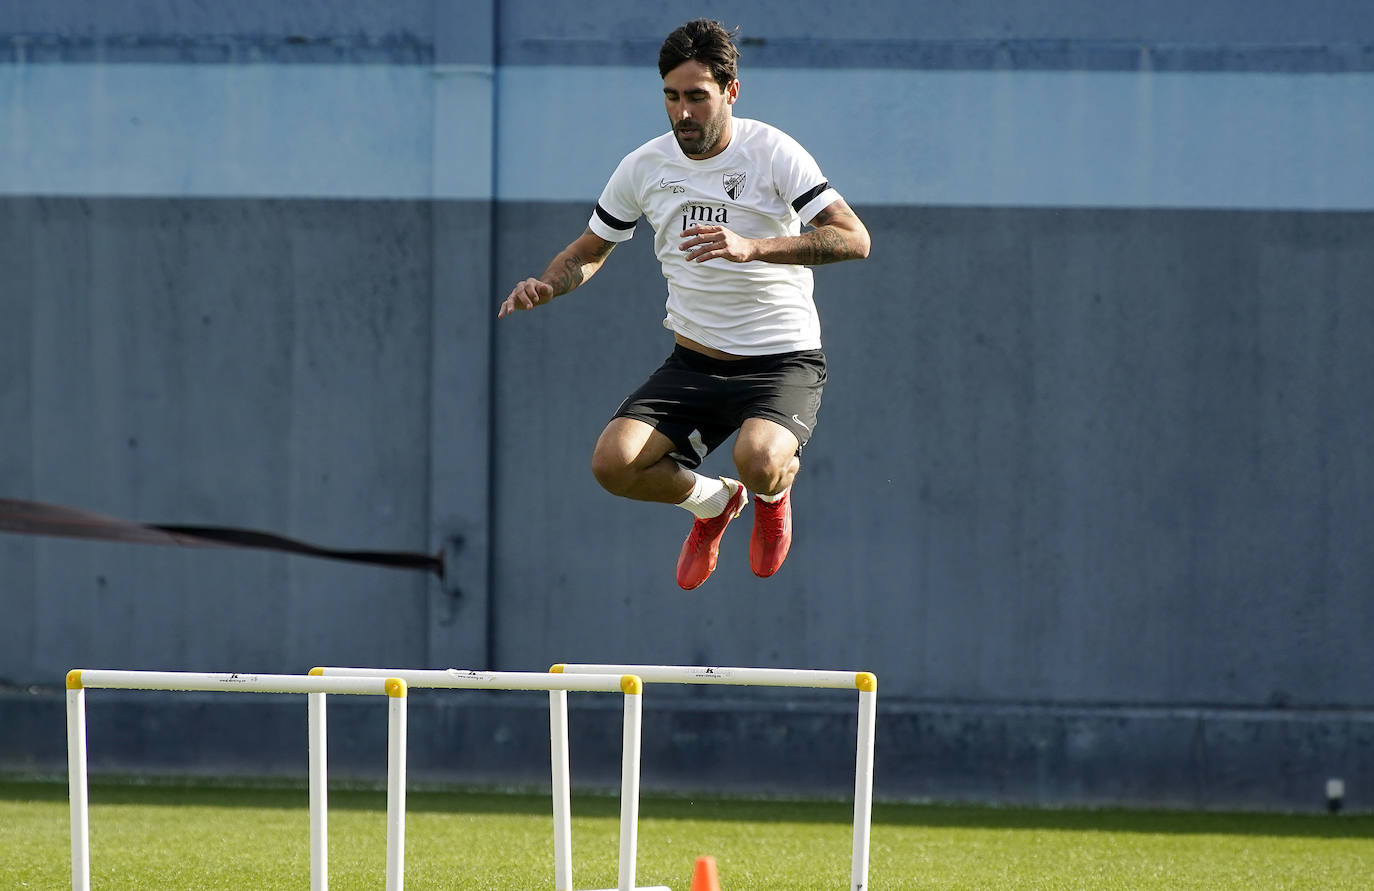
[690,855,721,891]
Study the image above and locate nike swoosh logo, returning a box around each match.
[659,178,686,188]
[791,414,812,433]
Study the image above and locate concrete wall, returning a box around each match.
[2,1,1373,811]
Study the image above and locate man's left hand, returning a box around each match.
[680,225,756,263]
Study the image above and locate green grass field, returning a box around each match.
[2,778,1370,890]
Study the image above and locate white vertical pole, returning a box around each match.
[66,683,90,891]
[550,688,573,891]
[617,680,643,891]
[308,691,328,891]
[384,681,408,891]
[851,685,877,891]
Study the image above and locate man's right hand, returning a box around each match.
[498,278,555,318]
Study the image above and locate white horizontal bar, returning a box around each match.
[317,667,635,694]
[71,669,396,696]
[556,664,871,690]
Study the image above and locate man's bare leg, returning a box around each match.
[590,417,695,503]
[732,417,801,496]
[591,417,747,589]
[733,417,800,577]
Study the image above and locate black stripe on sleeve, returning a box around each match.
[790,181,831,213]
[594,203,636,231]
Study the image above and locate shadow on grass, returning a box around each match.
[4,779,1371,840]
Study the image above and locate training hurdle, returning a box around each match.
[313,667,669,891]
[64,669,408,891]
[553,664,878,891]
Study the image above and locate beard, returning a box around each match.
[673,111,727,157]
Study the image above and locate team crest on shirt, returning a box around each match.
[722,171,747,200]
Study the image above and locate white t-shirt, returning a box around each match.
[587,117,842,356]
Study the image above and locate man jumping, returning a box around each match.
[498,18,871,589]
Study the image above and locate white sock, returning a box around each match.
[677,474,740,519]
[756,487,788,503]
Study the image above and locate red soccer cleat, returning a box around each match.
[676,479,748,590]
[749,490,793,578]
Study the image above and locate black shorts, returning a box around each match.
[613,345,827,469]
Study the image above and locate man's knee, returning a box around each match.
[733,419,801,494]
[590,443,634,496]
[734,447,798,496]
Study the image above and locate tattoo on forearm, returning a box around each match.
[799,226,853,265]
[551,256,585,294]
[789,203,863,265]
[545,233,614,296]
[544,233,615,295]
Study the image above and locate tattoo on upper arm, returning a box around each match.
[585,233,615,260]
[810,203,857,228]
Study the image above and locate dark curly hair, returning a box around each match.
[658,19,740,89]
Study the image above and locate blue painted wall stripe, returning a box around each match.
[4,62,1373,210]
[0,63,493,200]
[496,67,1374,211]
